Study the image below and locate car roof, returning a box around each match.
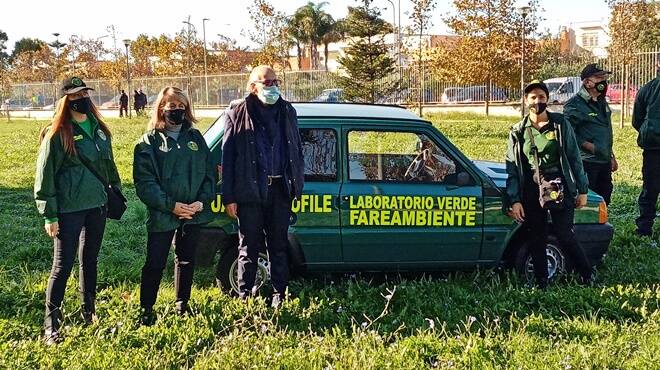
[291,102,427,123]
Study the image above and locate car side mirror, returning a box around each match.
[457,171,471,186]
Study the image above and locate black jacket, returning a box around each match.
[221,94,304,205]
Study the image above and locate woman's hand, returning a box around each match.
[225,203,238,219]
[190,201,204,213]
[45,221,59,238]
[575,194,588,209]
[173,202,196,220]
[508,202,525,223]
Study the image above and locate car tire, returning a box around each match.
[513,236,571,283]
[215,245,271,296]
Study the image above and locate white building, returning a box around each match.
[566,19,610,58]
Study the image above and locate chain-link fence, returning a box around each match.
[4,47,658,110]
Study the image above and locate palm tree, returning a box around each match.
[320,18,343,71]
[292,1,332,70]
[288,13,306,70]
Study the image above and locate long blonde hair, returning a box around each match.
[148,87,197,130]
[40,95,110,155]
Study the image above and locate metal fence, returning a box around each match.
[5,47,659,110]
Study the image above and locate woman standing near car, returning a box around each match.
[34,77,121,345]
[133,87,214,325]
[505,80,593,288]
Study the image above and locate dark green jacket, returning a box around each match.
[632,72,660,150]
[505,112,589,210]
[564,87,613,163]
[34,115,121,222]
[133,124,215,232]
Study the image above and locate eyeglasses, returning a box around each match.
[253,79,281,87]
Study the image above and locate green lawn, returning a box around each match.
[0,113,658,369]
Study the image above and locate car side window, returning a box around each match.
[348,130,458,183]
[301,128,337,182]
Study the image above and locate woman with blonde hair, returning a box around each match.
[34,76,121,344]
[133,87,214,325]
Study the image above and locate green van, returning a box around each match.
[197,103,613,293]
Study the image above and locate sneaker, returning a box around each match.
[43,328,62,346]
[175,302,190,316]
[140,308,157,326]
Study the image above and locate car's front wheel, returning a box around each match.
[514,236,570,283]
[215,246,271,295]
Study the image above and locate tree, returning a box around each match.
[245,0,291,69]
[443,0,541,115]
[66,35,107,79]
[319,15,342,71]
[11,38,44,60]
[337,1,397,103]
[209,36,255,73]
[409,0,437,115]
[0,30,8,65]
[608,0,660,126]
[10,43,55,82]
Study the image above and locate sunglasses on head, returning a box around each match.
[253,79,281,87]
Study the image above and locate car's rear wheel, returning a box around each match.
[514,236,570,283]
[215,246,271,296]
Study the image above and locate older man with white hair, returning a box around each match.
[221,65,305,307]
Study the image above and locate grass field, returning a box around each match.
[0,112,658,369]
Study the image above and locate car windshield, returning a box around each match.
[203,113,226,147]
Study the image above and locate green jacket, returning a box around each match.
[563,87,613,163]
[34,115,121,223]
[505,112,589,210]
[632,72,660,150]
[133,124,215,232]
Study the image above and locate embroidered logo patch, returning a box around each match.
[187,141,199,151]
[71,77,83,87]
[545,131,556,140]
[97,130,107,141]
[73,134,83,141]
[550,191,559,200]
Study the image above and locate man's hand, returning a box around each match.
[582,142,596,154]
[173,202,196,220]
[575,194,588,209]
[508,202,525,223]
[611,157,618,172]
[225,203,238,219]
[44,221,59,239]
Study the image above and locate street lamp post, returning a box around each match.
[50,33,67,104]
[123,39,132,119]
[518,6,531,118]
[182,17,194,104]
[202,18,210,106]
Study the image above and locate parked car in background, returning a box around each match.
[312,88,344,103]
[606,84,638,104]
[454,86,507,103]
[544,77,581,104]
[441,87,463,104]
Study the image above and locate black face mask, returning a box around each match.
[594,81,608,95]
[528,102,547,115]
[164,109,186,125]
[68,97,92,114]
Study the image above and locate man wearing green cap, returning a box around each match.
[564,63,617,205]
[632,60,660,239]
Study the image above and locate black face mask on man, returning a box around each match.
[528,102,547,115]
[68,97,92,114]
[164,109,186,125]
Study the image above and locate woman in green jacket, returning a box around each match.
[133,87,214,325]
[34,77,121,344]
[505,81,593,289]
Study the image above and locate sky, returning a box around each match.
[1,0,611,55]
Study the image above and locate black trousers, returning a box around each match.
[119,105,128,117]
[44,206,106,329]
[237,179,291,297]
[140,224,200,310]
[636,150,660,236]
[521,177,592,283]
[583,161,613,205]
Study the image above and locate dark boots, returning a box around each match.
[81,292,97,325]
